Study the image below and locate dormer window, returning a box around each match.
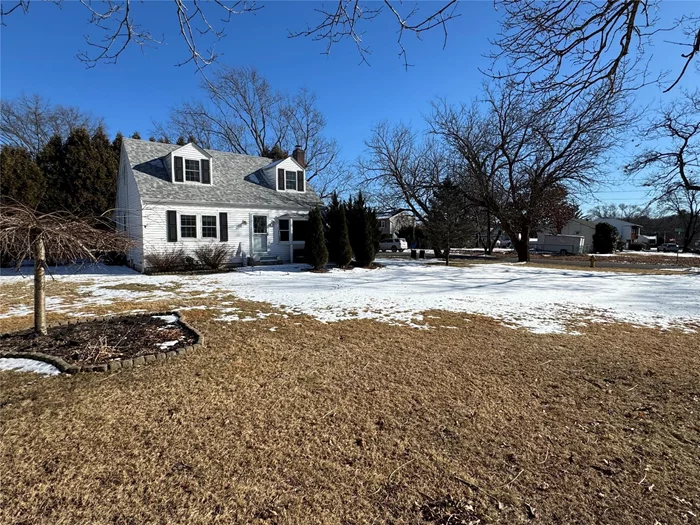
[277,167,305,192]
[172,151,211,184]
[185,159,200,182]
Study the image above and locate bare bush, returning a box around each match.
[144,248,186,272]
[194,244,230,270]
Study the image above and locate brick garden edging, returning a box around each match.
[0,311,203,374]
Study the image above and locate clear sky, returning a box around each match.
[1,1,697,209]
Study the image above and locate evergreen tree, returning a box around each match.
[176,136,186,146]
[593,222,619,253]
[89,126,119,216]
[0,146,46,209]
[261,143,288,161]
[148,136,156,142]
[305,206,328,270]
[187,134,197,145]
[131,131,141,139]
[327,192,352,268]
[425,179,475,265]
[347,191,378,267]
[112,131,124,157]
[35,134,66,212]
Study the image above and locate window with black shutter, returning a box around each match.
[277,168,285,190]
[297,171,305,192]
[201,159,211,184]
[167,210,178,242]
[219,212,228,242]
[174,156,184,182]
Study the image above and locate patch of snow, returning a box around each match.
[0,358,61,375]
[158,340,180,349]
[152,314,179,324]
[2,260,699,334]
[269,327,277,332]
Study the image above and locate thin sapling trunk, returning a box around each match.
[32,231,47,335]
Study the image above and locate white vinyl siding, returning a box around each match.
[267,157,306,193]
[140,203,308,268]
[114,145,145,270]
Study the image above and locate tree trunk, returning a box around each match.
[33,233,47,336]
[445,247,450,266]
[432,245,443,258]
[514,226,531,262]
[485,212,492,255]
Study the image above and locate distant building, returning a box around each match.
[598,218,642,245]
[560,218,598,253]
[377,210,415,238]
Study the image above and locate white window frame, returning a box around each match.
[285,170,297,191]
[279,219,290,243]
[201,215,217,238]
[252,215,268,253]
[184,158,201,182]
[180,214,197,238]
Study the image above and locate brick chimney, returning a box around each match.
[292,145,306,168]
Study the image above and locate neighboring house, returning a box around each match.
[115,138,321,272]
[598,218,642,245]
[560,218,598,253]
[377,210,415,238]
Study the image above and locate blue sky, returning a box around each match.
[1,1,698,209]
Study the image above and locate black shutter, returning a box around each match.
[297,171,305,192]
[167,210,178,242]
[277,168,285,190]
[219,212,228,242]
[174,156,183,182]
[201,159,211,184]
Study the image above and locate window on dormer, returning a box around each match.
[285,170,297,191]
[185,159,200,182]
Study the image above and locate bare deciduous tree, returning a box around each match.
[492,0,700,100]
[291,0,460,69]
[658,185,700,251]
[0,93,104,157]
[0,204,131,335]
[156,67,342,198]
[430,85,629,261]
[626,89,700,193]
[1,0,458,72]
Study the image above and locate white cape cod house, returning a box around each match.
[114,138,321,272]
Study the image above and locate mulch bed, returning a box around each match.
[0,314,198,366]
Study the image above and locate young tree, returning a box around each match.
[593,222,620,254]
[0,205,130,335]
[347,192,380,267]
[327,192,352,268]
[0,146,46,209]
[305,206,328,271]
[176,136,187,146]
[425,179,475,265]
[112,131,124,156]
[131,131,142,139]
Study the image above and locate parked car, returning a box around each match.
[657,243,680,252]
[379,238,408,252]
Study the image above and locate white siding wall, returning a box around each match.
[115,145,145,269]
[561,220,596,253]
[141,202,307,269]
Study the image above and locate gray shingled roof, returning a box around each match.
[123,138,321,208]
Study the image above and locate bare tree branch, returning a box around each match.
[289,0,459,70]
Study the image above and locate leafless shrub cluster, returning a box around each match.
[194,244,230,270]
[144,248,187,273]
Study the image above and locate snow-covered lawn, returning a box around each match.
[1,260,698,334]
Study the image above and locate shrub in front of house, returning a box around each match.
[194,244,230,270]
[592,222,619,254]
[144,248,186,272]
[305,206,328,271]
[347,191,380,267]
[327,192,352,268]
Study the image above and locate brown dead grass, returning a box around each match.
[436,260,700,275]
[1,289,699,524]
